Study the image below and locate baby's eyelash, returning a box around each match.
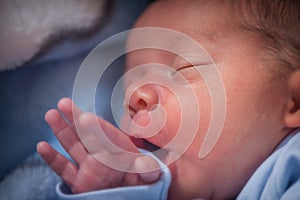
[176,65,194,71]
[172,64,207,84]
[172,65,194,76]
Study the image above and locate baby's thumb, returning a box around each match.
[134,155,161,184]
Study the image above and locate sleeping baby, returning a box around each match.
[37,0,300,199]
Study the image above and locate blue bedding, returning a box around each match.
[0,0,152,195]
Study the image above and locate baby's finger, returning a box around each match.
[76,113,145,172]
[134,155,161,184]
[79,112,139,154]
[37,141,78,188]
[57,97,82,126]
[45,109,88,164]
[57,98,138,154]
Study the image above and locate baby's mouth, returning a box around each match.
[130,137,169,163]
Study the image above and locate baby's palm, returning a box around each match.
[37,98,159,193]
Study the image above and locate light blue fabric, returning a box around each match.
[56,150,171,200]
[237,129,300,200]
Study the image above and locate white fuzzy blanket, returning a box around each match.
[0,154,60,200]
[0,0,108,71]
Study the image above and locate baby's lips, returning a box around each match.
[130,137,145,149]
[132,110,151,127]
[131,108,166,138]
[128,110,151,138]
[121,104,167,139]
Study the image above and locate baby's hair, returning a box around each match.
[233,0,300,77]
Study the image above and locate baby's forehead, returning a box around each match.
[132,0,240,43]
[125,1,262,69]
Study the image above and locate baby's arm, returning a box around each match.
[37,98,160,194]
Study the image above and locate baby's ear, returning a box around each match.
[284,70,300,128]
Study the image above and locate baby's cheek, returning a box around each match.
[166,105,181,133]
[152,98,182,146]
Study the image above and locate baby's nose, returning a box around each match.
[126,85,159,116]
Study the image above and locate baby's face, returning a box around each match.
[122,0,288,198]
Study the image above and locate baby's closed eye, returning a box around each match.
[172,65,204,83]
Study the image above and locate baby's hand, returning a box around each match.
[37,98,160,194]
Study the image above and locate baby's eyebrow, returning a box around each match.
[171,34,215,60]
[189,27,219,40]
[198,30,219,43]
[172,29,218,49]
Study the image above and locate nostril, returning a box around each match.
[137,99,147,110]
[126,85,159,117]
[129,105,136,119]
[128,98,148,119]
